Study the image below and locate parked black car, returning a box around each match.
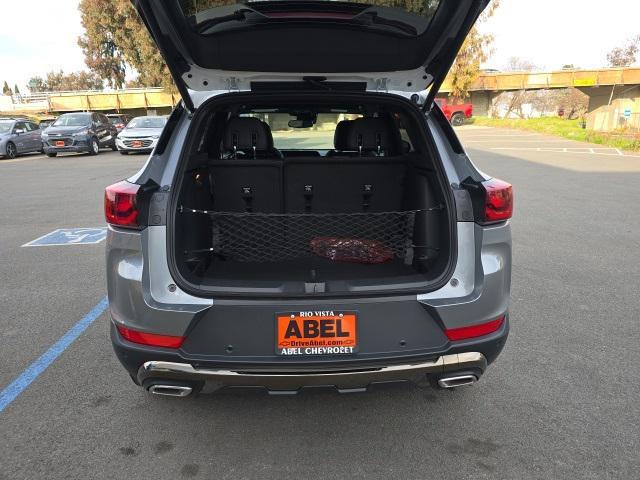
[106,113,133,133]
[42,112,118,157]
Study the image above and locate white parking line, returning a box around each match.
[458,133,540,138]
[0,154,48,164]
[464,139,573,143]
[490,146,640,158]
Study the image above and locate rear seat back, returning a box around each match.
[209,116,407,214]
[209,159,282,213]
[210,116,283,213]
[284,156,406,213]
[284,117,406,213]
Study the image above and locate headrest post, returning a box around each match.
[232,133,238,159]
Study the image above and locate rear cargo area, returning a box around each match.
[171,95,452,295]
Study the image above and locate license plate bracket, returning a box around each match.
[276,311,357,356]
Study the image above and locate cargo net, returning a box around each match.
[181,208,431,264]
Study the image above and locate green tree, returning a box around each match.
[43,70,104,91]
[28,76,47,93]
[14,84,20,95]
[78,0,174,89]
[77,0,497,96]
[2,81,12,96]
[446,0,500,101]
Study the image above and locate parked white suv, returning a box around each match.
[105,0,512,397]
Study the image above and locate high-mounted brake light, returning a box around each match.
[116,324,185,349]
[483,178,513,223]
[104,181,140,228]
[444,316,505,341]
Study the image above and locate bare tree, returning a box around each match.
[491,88,587,119]
[556,88,588,119]
[607,35,640,67]
[504,56,538,72]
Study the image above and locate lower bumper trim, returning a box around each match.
[138,352,487,391]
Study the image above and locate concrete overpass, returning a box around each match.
[0,87,179,118]
[440,67,640,117]
[2,67,639,128]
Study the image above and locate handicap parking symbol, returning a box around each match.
[23,228,108,247]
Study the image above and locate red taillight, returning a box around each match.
[116,324,185,349]
[444,316,504,341]
[483,178,513,223]
[105,181,140,228]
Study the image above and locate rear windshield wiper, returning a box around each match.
[193,6,268,35]
[351,10,418,37]
[192,4,417,37]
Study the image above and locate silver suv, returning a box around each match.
[106,0,512,397]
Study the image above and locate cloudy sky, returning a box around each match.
[1,0,639,92]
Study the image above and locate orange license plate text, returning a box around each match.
[276,311,357,355]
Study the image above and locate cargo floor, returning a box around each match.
[199,257,424,285]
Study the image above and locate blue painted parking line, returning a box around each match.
[22,227,107,247]
[0,297,109,413]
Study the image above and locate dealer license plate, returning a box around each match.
[276,311,357,356]
[55,140,65,147]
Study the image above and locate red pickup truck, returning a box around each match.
[435,98,473,126]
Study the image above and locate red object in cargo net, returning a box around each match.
[310,237,394,264]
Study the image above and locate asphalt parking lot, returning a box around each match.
[1,129,639,480]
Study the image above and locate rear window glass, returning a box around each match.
[53,114,91,127]
[248,113,362,151]
[127,117,167,129]
[180,0,441,36]
[0,121,13,133]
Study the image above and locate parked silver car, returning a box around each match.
[106,0,512,397]
[0,118,43,159]
[115,116,167,154]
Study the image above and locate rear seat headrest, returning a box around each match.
[222,116,274,152]
[342,117,398,155]
[333,119,355,151]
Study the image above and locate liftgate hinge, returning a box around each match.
[225,77,240,92]
[374,78,389,93]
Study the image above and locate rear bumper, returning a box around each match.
[139,352,487,392]
[118,147,153,153]
[107,221,511,391]
[111,317,508,391]
[43,144,89,153]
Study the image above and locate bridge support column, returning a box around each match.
[578,85,640,112]
[579,85,640,131]
[469,91,499,117]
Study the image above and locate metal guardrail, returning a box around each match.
[2,67,640,113]
[2,87,179,113]
[440,67,640,93]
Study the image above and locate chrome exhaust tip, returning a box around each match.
[437,374,478,389]
[147,384,193,397]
